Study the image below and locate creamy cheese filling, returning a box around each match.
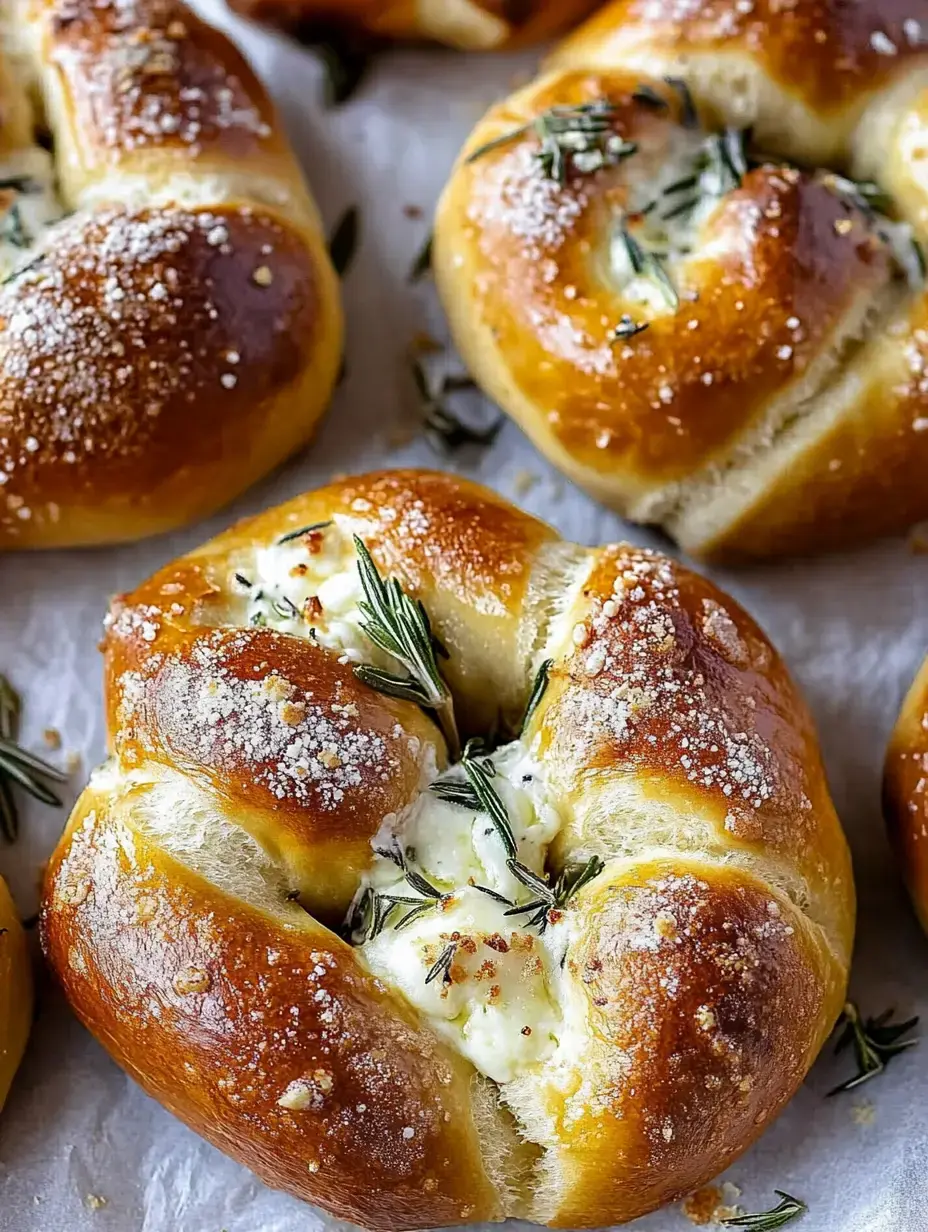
[0,149,67,282]
[237,522,382,664]
[357,742,571,1085]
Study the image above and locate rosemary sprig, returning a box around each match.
[461,739,517,858]
[408,233,433,283]
[826,1001,918,1095]
[0,675,67,842]
[411,358,504,455]
[616,225,680,310]
[352,537,460,758]
[429,779,482,810]
[520,659,552,735]
[425,941,457,986]
[553,855,605,905]
[276,520,332,545]
[467,99,635,186]
[721,1192,806,1229]
[612,315,650,341]
[328,205,360,277]
[665,77,698,128]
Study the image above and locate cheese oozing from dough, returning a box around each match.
[0,149,67,282]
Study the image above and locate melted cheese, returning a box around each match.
[358,743,571,1084]
[0,149,67,282]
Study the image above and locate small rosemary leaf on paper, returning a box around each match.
[520,659,552,734]
[826,1001,919,1096]
[0,675,66,842]
[408,232,433,283]
[328,206,360,277]
[720,1191,806,1229]
[302,27,373,106]
[411,357,504,455]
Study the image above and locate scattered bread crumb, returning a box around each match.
[852,1099,876,1125]
[408,331,443,357]
[386,421,420,450]
[84,1194,107,1211]
[42,728,61,750]
[513,469,538,498]
[682,1182,742,1225]
[65,750,82,774]
[403,204,423,220]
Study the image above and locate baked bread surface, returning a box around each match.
[41,469,854,1228]
[434,1,928,559]
[885,655,928,933]
[0,0,342,549]
[226,0,600,50]
[0,875,31,1112]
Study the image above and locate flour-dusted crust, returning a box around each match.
[434,1,928,560]
[227,0,600,51]
[0,0,341,548]
[885,655,928,934]
[41,470,854,1228]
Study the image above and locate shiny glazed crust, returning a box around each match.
[0,0,342,549]
[227,0,600,50]
[434,1,928,559]
[0,876,31,1112]
[885,656,928,933]
[41,470,854,1228]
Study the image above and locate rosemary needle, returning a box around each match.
[721,1191,806,1229]
[0,675,67,842]
[826,1000,918,1096]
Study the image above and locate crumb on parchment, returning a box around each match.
[682,1181,742,1225]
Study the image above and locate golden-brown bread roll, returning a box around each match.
[434,2,928,560]
[0,0,342,550]
[228,0,600,51]
[0,875,31,1112]
[885,655,928,933]
[41,469,854,1228]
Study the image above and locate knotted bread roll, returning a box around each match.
[0,0,342,549]
[885,655,928,933]
[228,0,600,51]
[41,470,853,1228]
[0,876,31,1112]
[435,1,928,560]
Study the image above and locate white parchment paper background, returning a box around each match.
[1,6,928,1228]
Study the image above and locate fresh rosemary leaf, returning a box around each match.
[554,855,605,906]
[473,884,515,906]
[408,233,433,283]
[430,779,482,810]
[826,1001,918,1095]
[425,941,457,986]
[1,202,27,249]
[663,173,699,196]
[617,226,680,311]
[461,739,517,858]
[664,76,698,128]
[612,315,650,342]
[0,678,66,843]
[1,254,44,286]
[352,538,460,758]
[276,521,332,545]
[520,659,552,735]
[403,865,443,900]
[706,129,749,196]
[660,196,699,222]
[271,596,301,621]
[506,858,554,902]
[721,1191,806,1229]
[233,572,252,589]
[0,176,34,192]
[395,901,439,931]
[328,205,360,277]
[467,99,634,186]
[411,357,504,455]
[825,174,893,219]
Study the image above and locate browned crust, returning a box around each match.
[41,470,854,1228]
[2,0,342,548]
[0,876,32,1112]
[554,0,928,115]
[226,0,599,49]
[885,655,928,933]
[41,797,502,1229]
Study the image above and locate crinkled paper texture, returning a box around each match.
[1,5,927,1228]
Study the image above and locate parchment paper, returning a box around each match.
[1,5,928,1228]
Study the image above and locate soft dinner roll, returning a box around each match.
[434,1,928,560]
[42,470,853,1229]
[0,875,31,1112]
[227,0,600,51]
[0,0,342,549]
[885,655,928,933]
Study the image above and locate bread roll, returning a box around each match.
[42,470,854,1228]
[885,654,928,932]
[0,876,31,1112]
[0,0,342,549]
[434,2,928,559]
[228,0,600,51]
